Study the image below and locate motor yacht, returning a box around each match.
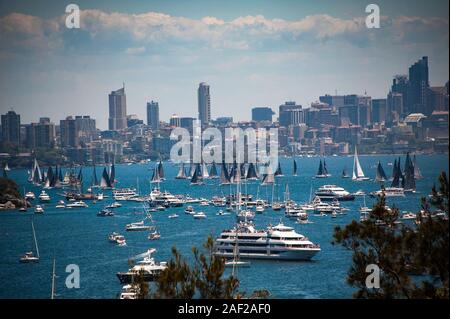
[34,205,44,214]
[65,201,88,208]
[315,185,355,201]
[370,187,405,198]
[25,192,35,200]
[38,191,51,202]
[126,221,151,231]
[193,212,207,219]
[116,249,167,284]
[98,209,114,217]
[215,221,320,261]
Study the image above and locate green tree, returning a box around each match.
[333,172,449,299]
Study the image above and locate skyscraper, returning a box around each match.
[1,110,20,146]
[147,101,159,131]
[407,56,429,115]
[108,86,127,131]
[252,107,274,122]
[198,82,211,126]
[26,118,55,149]
[279,102,304,127]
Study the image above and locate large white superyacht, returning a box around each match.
[214,221,320,261]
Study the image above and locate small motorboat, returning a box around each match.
[148,230,161,240]
[97,209,114,217]
[55,200,65,209]
[106,202,122,209]
[126,221,151,231]
[34,205,44,214]
[66,201,88,208]
[19,207,27,212]
[25,192,35,200]
[193,212,206,219]
[20,251,40,263]
[168,214,179,219]
[38,191,50,202]
[184,206,194,214]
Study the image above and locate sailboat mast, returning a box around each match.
[51,258,56,299]
[32,220,39,258]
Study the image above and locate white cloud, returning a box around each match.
[125,46,146,55]
[0,10,447,54]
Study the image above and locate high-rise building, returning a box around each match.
[1,110,21,145]
[60,116,78,148]
[252,107,274,122]
[169,114,181,127]
[198,82,211,126]
[372,99,387,124]
[26,118,55,149]
[108,86,127,131]
[407,56,429,115]
[279,102,304,127]
[147,101,159,130]
[387,92,403,124]
[180,117,195,134]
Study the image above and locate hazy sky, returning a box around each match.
[0,0,448,129]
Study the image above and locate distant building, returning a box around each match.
[60,116,78,148]
[108,86,127,131]
[147,101,159,131]
[198,82,211,126]
[372,99,387,124]
[212,117,233,127]
[407,56,429,115]
[127,114,144,127]
[428,86,448,112]
[390,75,409,117]
[279,102,304,127]
[179,117,195,134]
[387,92,403,124]
[25,117,55,149]
[169,114,181,127]
[1,110,20,146]
[252,107,274,122]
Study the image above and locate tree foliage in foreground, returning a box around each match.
[333,172,449,299]
[133,235,242,299]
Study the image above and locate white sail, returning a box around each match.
[352,146,365,180]
[202,163,209,178]
[4,163,10,171]
[176,163,186,179]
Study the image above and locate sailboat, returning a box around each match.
[100,167,113,188]
[315,160,327,178]
[157,161,165,181]
[413,154,423,180]
[323,159,331,177]
[341,167,350,178]
[4,163,10,171]
[375,161,388,182]
[190,163,204,186]
[220,162,231,185]
[403,152,416,192]
[20,220,40,263]
[175,163,188,179]
[352,147,369,181]
[202,162,209,179]
[246,162,258,180]
[261,164,275,185]
[293,159,297,176]
[274,162,283,177]
[209,162,219,179]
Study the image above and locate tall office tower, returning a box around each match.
[407,56,429,115]
[371,99,387,124]
[169,114,181,127]
[387,92,403,124]
[390,75,409,118]
[1,110,21,145]
[147,100,159,131]
[60,116,78,148]
[108,86,127,131]
[252,107,275,122]
[198,82,211,126]
[279,102,304,127]
[26,118,55,149]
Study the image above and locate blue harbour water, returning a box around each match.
[0,154,448,299]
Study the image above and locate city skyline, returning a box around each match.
[0,0,448,129]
